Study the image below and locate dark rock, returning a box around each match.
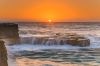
[0,40,8,66]
[66,38,78,46]
[0,23,20,44]
[66,36,90,47]
[59,40,65,45]
[31,33,90,47]
[77,38,90,47]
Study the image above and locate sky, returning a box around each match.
[0,0,100,22]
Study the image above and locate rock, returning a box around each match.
[77,38,90,47]
[66,36,90,47]
[66,38,77,46]
[0,23,20,44]
[59,40,65,45]
[0,40,8,66]
[20,32,90,47]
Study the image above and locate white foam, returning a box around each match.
[7,43,100,53]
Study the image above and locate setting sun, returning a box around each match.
[48,19,52,23]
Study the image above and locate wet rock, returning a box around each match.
[0,23,20,44]
[66,36,90,47]
[0,40,8,66]
[77,38,90,47]
[59,40,65,45]
[20,32,90,47]
[66,38,77,46]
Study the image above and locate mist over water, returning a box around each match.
[7,22,100,66]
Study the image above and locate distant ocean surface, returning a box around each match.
[7,22,100,66]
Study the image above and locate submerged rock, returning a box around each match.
[0,23,20,44]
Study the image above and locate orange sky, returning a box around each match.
[0,0,100,22]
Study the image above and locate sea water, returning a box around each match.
[7,22,100,66]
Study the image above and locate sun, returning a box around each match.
[48,19,52,23]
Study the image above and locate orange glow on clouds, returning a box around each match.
[0,0,100,22]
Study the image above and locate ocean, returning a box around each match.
[7,22,100,66]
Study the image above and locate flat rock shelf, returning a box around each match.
[21,33,90,47]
